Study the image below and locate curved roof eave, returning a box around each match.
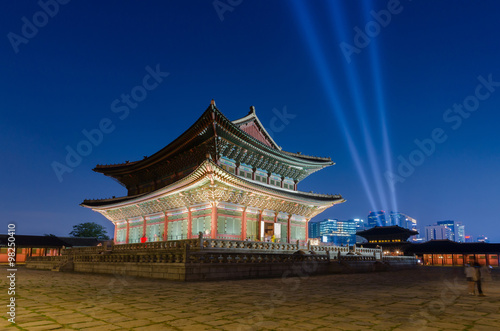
[82,159,344,209]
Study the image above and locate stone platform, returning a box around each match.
[1,266,499,330]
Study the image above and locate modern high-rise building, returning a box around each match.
[308,220,321,239]
[388,212,406,227]
[456,223,465,243]
[367,211,386,228]
[319,219,356,245]
[437,220,455,241]
[425,225,452,241]
[436,220,465,242]
[349,218,365,231]
[367,211,417,238]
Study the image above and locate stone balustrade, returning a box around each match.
[70,251,331,265]
[200,238,299,252]
[308,244,382,257]
[27,255,68,262]
[28,239,384,268]
[62,246,105,255]
[111,239,200,252]
[308,245,349,254]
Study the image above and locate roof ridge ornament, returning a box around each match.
[211,99,216,107]
[249,105,255,114]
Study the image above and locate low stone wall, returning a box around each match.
[25,256,66,270]
[26,239,416,281]
[27,255,417,281]
[383,256,418,269]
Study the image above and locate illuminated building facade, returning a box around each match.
[425,225,452,241]
[367,211,386,228]
[81,102,344,244]
[308,220,321,239]
[436,220,465,243]
[319,219,356,245]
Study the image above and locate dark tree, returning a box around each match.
[69,222,109,240]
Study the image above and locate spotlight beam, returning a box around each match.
[290,0,378,212]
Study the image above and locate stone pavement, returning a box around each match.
[1,266,499,330]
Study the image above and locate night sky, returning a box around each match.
[2,1,499,242]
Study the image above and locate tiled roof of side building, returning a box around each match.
[405,240,500,254]
[0,235,101,247]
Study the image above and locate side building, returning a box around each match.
[81,102,345,245]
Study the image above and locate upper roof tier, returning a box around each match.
[93,102,334,191]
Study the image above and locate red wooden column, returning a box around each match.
[163,212,169,241]
[126,219,130,244]
[211,203,218,239]
[287,214,292,243]
[241,208,247,241]
[187,208,192,239]
[305,218,309,242]
[113,222,118,244]
[258,211,263,241]
[142,216,147,241]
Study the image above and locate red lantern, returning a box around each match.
[140,236,147,243]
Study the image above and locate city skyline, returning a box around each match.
[1,1,499,242]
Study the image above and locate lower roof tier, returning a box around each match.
[82,159,344,221]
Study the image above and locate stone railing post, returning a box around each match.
[183,243,190,263]
[199,231,203,249]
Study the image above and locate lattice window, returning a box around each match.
[146,223,163,241]
[192,216,211,236]
[280,224,288,243]
[116,228,127,243]
[217,216,242,235]
[168,220,187,240]
[246,220,258,240]
[129,226,142,243]
[291,225,305,241]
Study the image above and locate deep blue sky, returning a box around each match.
[1,1,499,242]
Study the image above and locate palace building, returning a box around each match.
[81,101,344,245]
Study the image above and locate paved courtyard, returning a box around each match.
[1,266,499,330]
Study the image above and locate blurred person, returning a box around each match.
[464,263,475,295]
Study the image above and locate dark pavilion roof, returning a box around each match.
[93,102,333,182]
[404,240,500,254]
[0,235,101,248]
[82,159,344,207]
[356,226,419,239]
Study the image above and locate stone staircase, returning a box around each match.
[51,257,74,272]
